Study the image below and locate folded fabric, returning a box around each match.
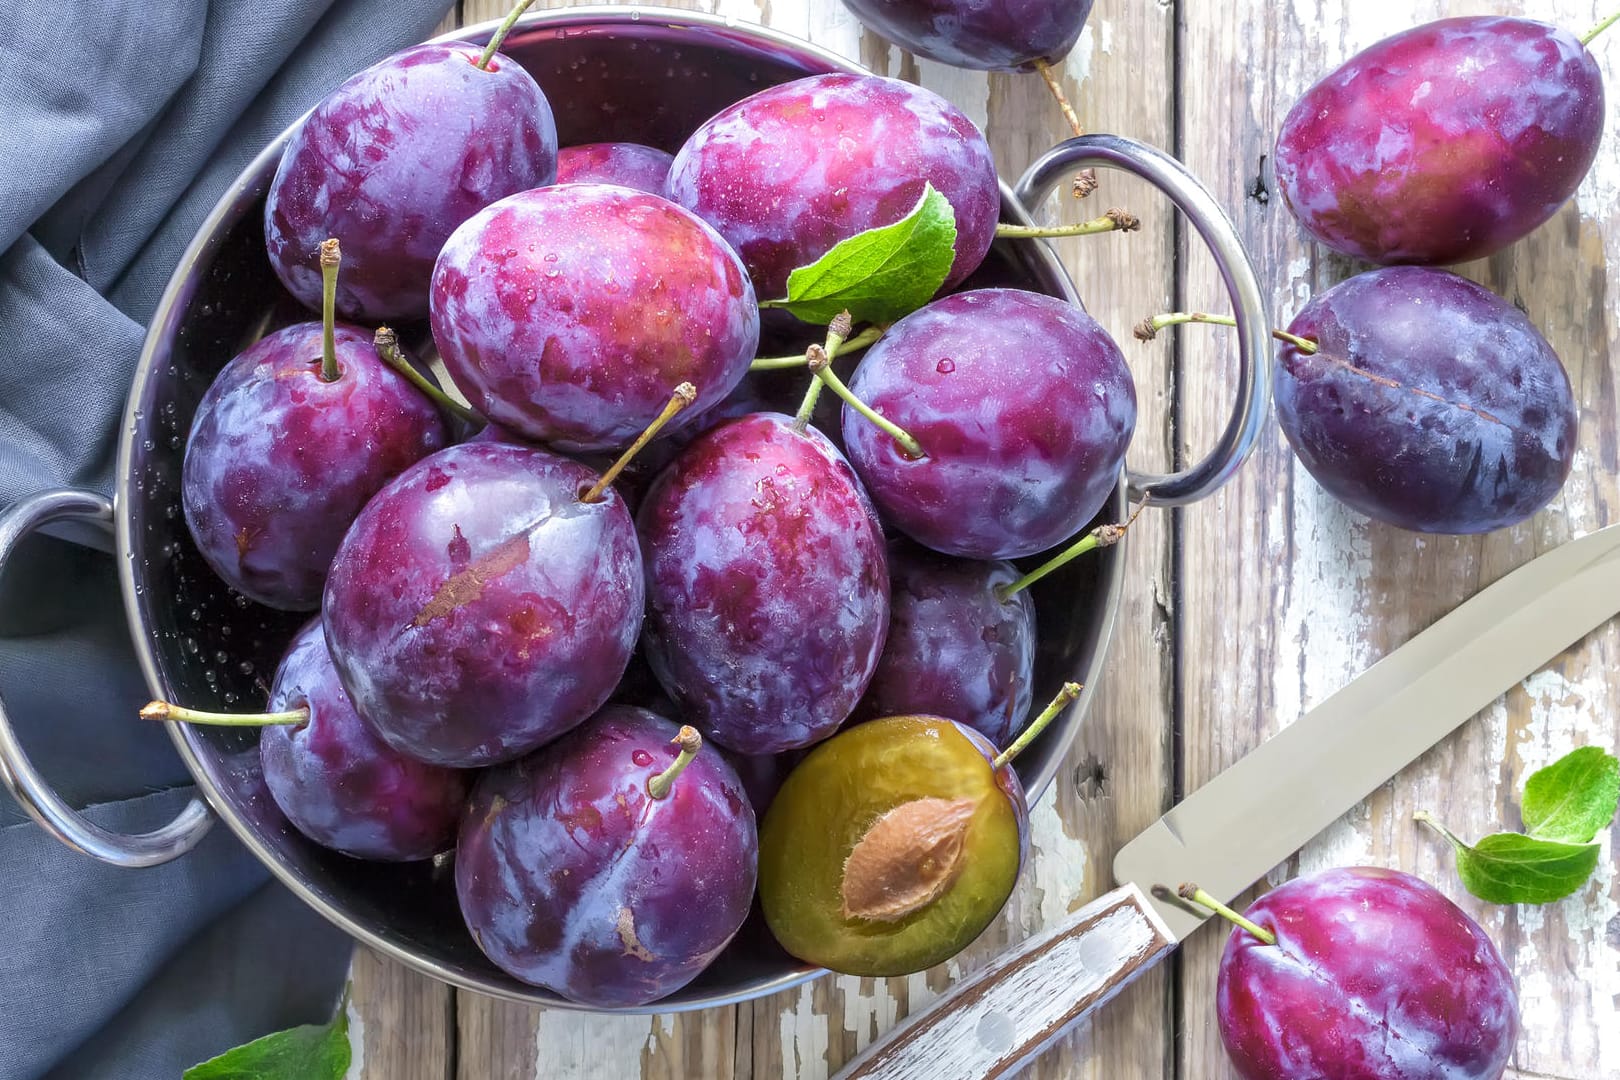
[0,2,454,1076]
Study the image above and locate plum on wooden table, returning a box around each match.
[1215,867,1518,1080]
[1275,266,1576,534]
[1274,17,1604,265]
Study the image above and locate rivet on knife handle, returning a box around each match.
[831,883,1175,1080]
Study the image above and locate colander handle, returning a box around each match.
[1013,134,1272,506]
[0,488,212,867]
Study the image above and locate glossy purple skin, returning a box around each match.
[259,619,468,862]
[1274,17,1604,266]
[839,0,1092,70]
[639,413,890,754]
[1217,867,1518,1080]
[1276,267,1577,534]
[266,43,556,321]
[181,323,449,610]
[455,706,758,1006]
[431,184,760,453]
[844,289,1136,559]
[854,540,1034,746]
[667,73,999,300]
[554,142,675,194]
[322,442,643,768]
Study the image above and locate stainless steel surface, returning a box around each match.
[1115,521,1620,941]
[0,489,213,867]
[1014,136,1272,507]
[76,6,1188,1011]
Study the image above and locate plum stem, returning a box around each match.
[1581,9,1620,45]
[992,682,1082,769]
[478,0,538,69]
[996,208,1139,239]
[807,329,925,458]
[374,327,483,425]
[647,726,703,799]
[319,239,341,382]
[580,382,697,504]
[996,501,1148,601]
[1134,310,1318,354]
[141,700,308,727]
[792,314,853,429]
[1030,58,1098,198]
[1177,883,1276,945]
[1140,311,1512,428]
[753,325,882,370]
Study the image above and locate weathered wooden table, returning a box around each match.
[348,1,1620,1076]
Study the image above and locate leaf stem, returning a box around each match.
[141,701,308,727]
[1176,883,1277,945]
[319,239,341,382]
[752,326,882,370]
[478,0,538,69]
[581,383,697,504]
[1414,809,1468,849]
[993,682,1082,769]
[647,726,703,799]
[996,501,1147,601]
[996,208,1139,240]
[1582,9,1620,45]
[1133,310,1318,354]
[374,327,483,425]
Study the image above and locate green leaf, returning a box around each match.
[183,994,351,1080]
[1521,745,1620,844]
[766,184,958,326]
[1439,830,1601,906]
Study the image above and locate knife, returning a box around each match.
[832,522,1620,1080]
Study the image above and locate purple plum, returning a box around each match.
[260,619,468,861]
[1274,17,1604,265]
[456,706,757,1007]
[638,413,890,755]
[1216,866,1518,1080]
[182,323,448,610]
[554,142,675,193]
[839,0,1093,71]
[322,442,643,768]
[667,73,999,300]
[430,184,759,453]
[266,42,557,321]
[1276,266,1577,534]
[854,540,1035,746]
[842,288,1135,559]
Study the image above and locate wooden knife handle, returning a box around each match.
[832,883,1176,1080]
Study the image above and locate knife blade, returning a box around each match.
[833,521,1620,1080]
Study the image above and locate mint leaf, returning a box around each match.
[1417,746,1618,906]
[765,184,957,326]
[1522,746,1619,844]
[1431,827,1600,906]
[183,994,350,1080]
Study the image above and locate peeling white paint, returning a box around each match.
[1062,25,1094,89]
[344,993,365,1080]
[1027,784,1091,927]
[779,980,830,1080]
[535,1010,653,1079]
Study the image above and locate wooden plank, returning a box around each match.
[349,948,454,1080]
[1174,1,1620,1078]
